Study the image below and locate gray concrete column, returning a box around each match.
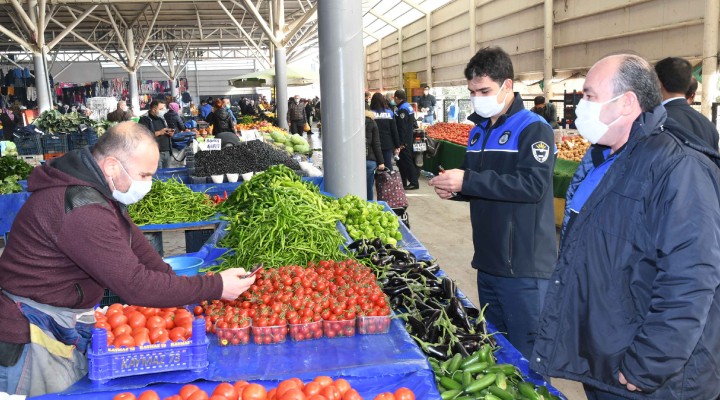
[33,51,51,112]
[275,46,289,130]
[126,29,140,114]
[543,0,553,101]
[318,0,366,198]
[702,0,719,119]
[170,79,179,101]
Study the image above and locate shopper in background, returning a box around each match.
[200,97,213,119]
[287,95,307,136]
[164,102,185,133]
[655,57,719,151]
[393,89,420,190]
[364,110,386,201]
[532,54,720,400]
[222,98,237,125]
[530,96,559,128]
[305,99,315,125]
[429,46,556,359]
[417,85,437,125]
[685,76,698,105]
[365,91,372,110]
[139,99,174,169]
[1,108,17,141]
[106,101,133,123]
[0,122,256,396]
[205,98,236,135]
[370,93,401,170]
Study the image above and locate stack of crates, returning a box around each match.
[14,130,43,156]
[41,134,69,162]
[68,128,99,151]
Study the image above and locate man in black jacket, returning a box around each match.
[429,47,556,359]
[393,90,419,190]
[655,57,719,151]
[417,86,436,125]
[139,100,174,169]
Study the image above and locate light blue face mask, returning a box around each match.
[389,100,396,106]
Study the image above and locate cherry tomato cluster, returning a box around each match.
[95,304,195,349]
[356,316,391,335]
[215,318,251,346]
[113,376,416,400]
[196,260,391,343]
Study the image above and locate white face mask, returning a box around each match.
[157,108,167,118]
[110,161,152,205]
[471,80,510,118]
[574,94,624,144]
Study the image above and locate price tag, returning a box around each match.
[240,130,259,142]
[413,142,427,152]
[206,139,222,151]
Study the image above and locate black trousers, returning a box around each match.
[397,146,418,187]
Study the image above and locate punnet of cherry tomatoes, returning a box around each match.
[195,259,392,345]
[94,304,197,348]
[111,376,417,400]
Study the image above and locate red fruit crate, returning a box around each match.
[323,318,356,338]
[289,320,323,341]
[88,318,208,384]
[252,323,287,345]
[357,315,391,335]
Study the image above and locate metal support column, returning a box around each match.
[398,27,403,90]
[275,47,289,130]
[126,29,140,114]
[30,0,51,112]
[318,0,365,198]
[425,14,432,87]
[543,0,553,100]
[702,0,719,118]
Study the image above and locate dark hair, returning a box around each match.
[686,76,698,100]
[424,85,430,90]
[92,121,157,161]
[534,96,546,106]
[370,92,389,111]
[213,98,224,108]
[464,47,514,85]
[612,55,662,112]
[655,57,692,94]
[148,99,164,110]
[394,90,407,101]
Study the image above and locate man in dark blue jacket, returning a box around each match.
[429,47,557,359]
[394,90,419,190]
[532,54,720,400]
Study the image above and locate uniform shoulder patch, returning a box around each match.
[531,141,550,163]
[399,113,405,119]
[499,131,511,145]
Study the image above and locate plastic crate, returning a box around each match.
[185,229,215,253]
[99,289,124,307]
[14,134,42,155]
[323,318,356,338]
[252,324,287,345]
[88,318,208,384]
[41,134,69,155]
[215,320,251,346]
[68,130,99,150]
[357,315,391,335]
[289,320,323,341]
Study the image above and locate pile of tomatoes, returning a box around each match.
[196,260,391,344]
[113,376,416,400]
[425,122,473,146]
[94,304,196,348]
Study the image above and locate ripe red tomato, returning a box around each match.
[108,313,128,329]
[276,380,300,397]
[393,388,415,400]
[132,330,150,346]
[302,382,321,397]
[169,327,187,342]
[179,384,202,400]
[372,393,395,400]
[112,393,136,400]
[320,386,340,400]
[146,315,165,330]
[137,390,160,400]
[127,312,147,329]
[113,334,135,348]
[331,379,350,395]
[241,383,267,400]
[187,390,210,400]
[212,382,239,400]
[278,389,305,400]
[341,389,362,400]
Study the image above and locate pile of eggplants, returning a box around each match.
[350,238,494,361]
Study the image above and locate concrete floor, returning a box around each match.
[403,173,586,400]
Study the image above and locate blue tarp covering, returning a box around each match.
[0,191,31,237]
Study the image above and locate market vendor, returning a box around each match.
[0,122,256,396]
[139,99,175,169]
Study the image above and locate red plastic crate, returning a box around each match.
[88,318,208,384]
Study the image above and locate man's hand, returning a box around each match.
[433,187,455,200]
[167,128,175,137]
[429,168,464,194]
[377,163,385,171]
[219,268,256,300]
[619,372,641,392]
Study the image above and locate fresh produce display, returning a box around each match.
[0,155,33,180]
[197,260,391,344]
[34,110,110,134]
[337,195,402,245]
[115,377,417,400]
[426,122,473,146]
[557,135,590,162]
[1,141,18,156]
[94,304,196,348]
[430,348,560,400]
[0,175,22,194]
[127,178,217,225]
[193,140,301,177]
[209,166,345,271]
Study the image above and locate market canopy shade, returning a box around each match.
[228,66,319,88]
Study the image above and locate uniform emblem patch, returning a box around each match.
[532,141,550,163]
[499,131,510,145]
[400,113,405,119]
[470,132,480,146]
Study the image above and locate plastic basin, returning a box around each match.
[164,256,204,276]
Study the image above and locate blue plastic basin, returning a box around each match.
[164,256,204,276]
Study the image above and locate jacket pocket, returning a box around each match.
[72,283,84,308]
[594,178,646,240]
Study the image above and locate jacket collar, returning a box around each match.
[467,93,525,128]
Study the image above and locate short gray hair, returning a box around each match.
[611,54,662,112]
[91,121,157,162]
